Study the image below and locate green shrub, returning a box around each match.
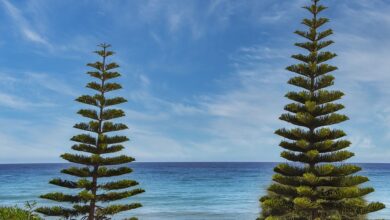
[0,201,43,220]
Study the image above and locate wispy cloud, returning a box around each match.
[0,92,54,109]
[1,0,100,58]
[0,117,75,163]
[25,72,79,97]
[149,31,163,46]
[115,43,289,161]
[1,0,51,48]
[1,0,390,163]
[0,70,77,111]
[0,92,33,109]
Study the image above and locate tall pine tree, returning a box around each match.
[259,1,385,219]
[37,44,144,220]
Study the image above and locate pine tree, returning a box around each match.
[36,44,144,220]
[259,1,385,219]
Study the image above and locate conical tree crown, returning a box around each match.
[37,44,144,220]
[259,1,385,219]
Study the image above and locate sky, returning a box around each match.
[1,0,390,163]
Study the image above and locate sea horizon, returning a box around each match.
[1,162,389,219]
[2,161,390,165]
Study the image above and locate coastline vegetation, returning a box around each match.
[36,44,144,220]
[0,201,42,220]
[259,0,385,219]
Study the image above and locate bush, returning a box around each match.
[0,201,43,220]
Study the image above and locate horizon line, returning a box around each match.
[1,161,390,165]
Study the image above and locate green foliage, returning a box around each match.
[259,0,385,219]
[0,201,42,220]
[37,44,144,220]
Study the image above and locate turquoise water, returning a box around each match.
[0,163,388,219]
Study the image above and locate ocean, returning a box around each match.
[0,162,388,219]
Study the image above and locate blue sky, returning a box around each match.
[1,0,390,163]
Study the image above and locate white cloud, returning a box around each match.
[1,0,51,48]
[138,74,151,87]
[1,0,99,58]
[168,13,183,33]
[0,92,32,109]
[0,117,75,163]
[25,72,79,97]
[108,44,289,162]
[0,92,54,109]
[325,0,390,162]
[136,0,235,39]
[149,31,163,46]
[0,70,78,111]
[127,125,191,161]
[1,0,390,163]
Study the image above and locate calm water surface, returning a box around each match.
[0,162,388,219]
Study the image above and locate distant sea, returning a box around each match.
[0,162,388,219]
